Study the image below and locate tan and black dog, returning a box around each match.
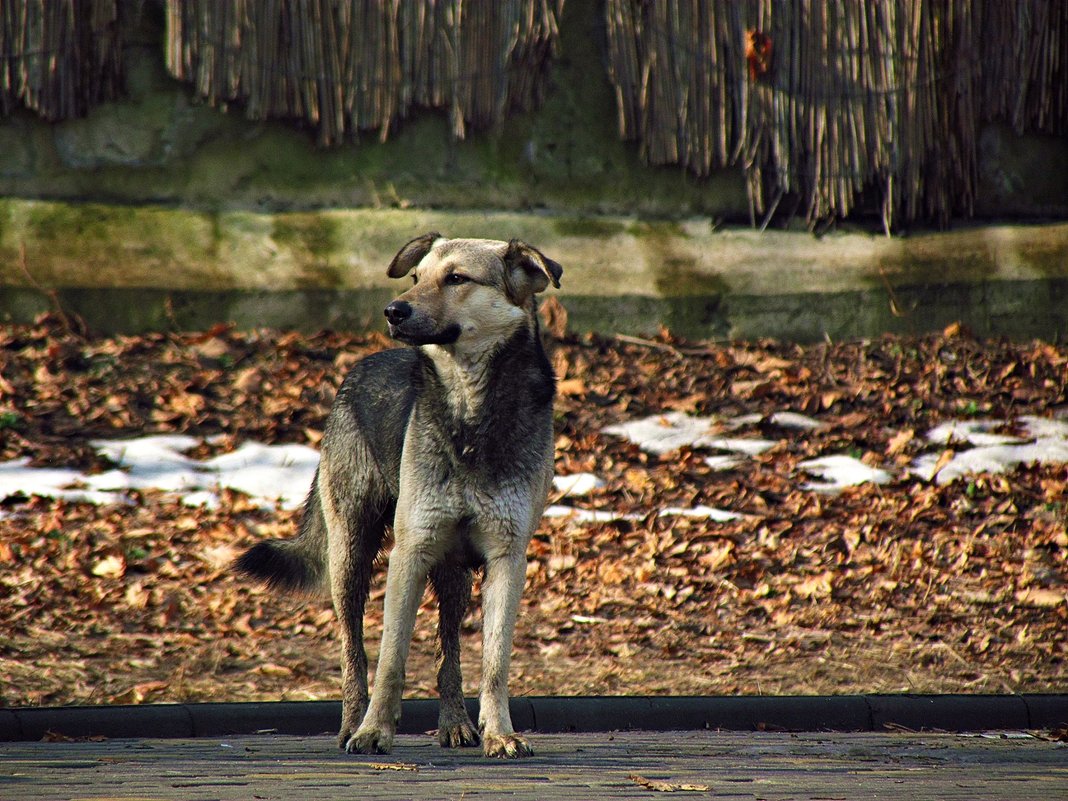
[236,233,562,758]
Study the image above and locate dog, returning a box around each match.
[235,233,562,758]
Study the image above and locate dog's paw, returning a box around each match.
[337,702,368,750]
[482,733,533,759]
[336,728,353,750]
[345,726,395,755]
[438,718,480,749]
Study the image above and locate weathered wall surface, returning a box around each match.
[1,0,1067,340]
[3,202,1066,341]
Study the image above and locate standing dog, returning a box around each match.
[235,233,562,758]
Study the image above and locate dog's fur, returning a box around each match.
[235,234,562,758]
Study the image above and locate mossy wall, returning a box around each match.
[1,0,1066,222]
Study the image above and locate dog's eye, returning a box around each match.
[411,274,419,285]
[444,273,470,286]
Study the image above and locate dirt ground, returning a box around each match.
[1,314,1065,708]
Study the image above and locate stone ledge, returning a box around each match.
[3,201,1067,341]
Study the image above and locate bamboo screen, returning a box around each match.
[0,0,124,121]
[604,0,1068,230]
[164,0,563,146]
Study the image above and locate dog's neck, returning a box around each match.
[421,339,502,423]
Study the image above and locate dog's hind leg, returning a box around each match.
[430,563,479,748]
[320,461,387,750]
[329,540,376,750]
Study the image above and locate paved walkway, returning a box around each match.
[2,730,1065,801]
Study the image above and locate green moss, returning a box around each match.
[626,220,688,239]
[272,213,338,258]
[27,202,135,243]
[553,217,627,238]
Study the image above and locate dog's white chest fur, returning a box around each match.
[423,342,498,422]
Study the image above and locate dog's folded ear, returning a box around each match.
[388,232,443,278]
[503,239,563,303]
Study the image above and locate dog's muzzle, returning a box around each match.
[384,300,413,325]
[384,300,461,345]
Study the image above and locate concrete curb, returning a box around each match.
[2,696,1065,742]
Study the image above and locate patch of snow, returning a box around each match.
[552,473,605,497]
[925,420,1024,447]
[0,458,127,505]
[910,416,1068,485]
[603,412,718,455]
[659,505,742,522]
[603,412,776,456]
[181,490,221,509]
[200,442,319,510]
[798,455,893,493]
[767,411,826,431]
[90,435,203,492]
[1,435,318,510]
[726,411,825,431]
[542,505,636,524]
[706,437,776,456]
[704,455,745,471]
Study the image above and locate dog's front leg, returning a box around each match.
[345,539,430,755]
[478,550,532,758]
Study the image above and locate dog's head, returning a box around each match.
[383,233,562,351]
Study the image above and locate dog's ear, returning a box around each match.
[502,239,563,303]
[387,232,443,278]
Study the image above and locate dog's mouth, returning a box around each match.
[388,321,462,346]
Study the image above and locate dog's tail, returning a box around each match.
[234,472,327,594]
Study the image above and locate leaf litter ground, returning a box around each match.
[0,315,1065,709]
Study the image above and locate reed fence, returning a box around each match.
[604,0,1068,230]
[164,0,562,146]
[3,1,1067,229]
[0,0,124,121]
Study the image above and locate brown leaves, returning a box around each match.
[0,316,1066,707]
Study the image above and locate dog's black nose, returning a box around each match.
[384,300,413,325]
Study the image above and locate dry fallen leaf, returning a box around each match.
[794,571,835,599]
[539,296,569,339]
[629,774,710,792]
[1014,588,1065,608]
[930,449,956,480]
[886,429,915,455]
[557,378,587,397]
[91,554,126,579]
[257,663,294,678]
